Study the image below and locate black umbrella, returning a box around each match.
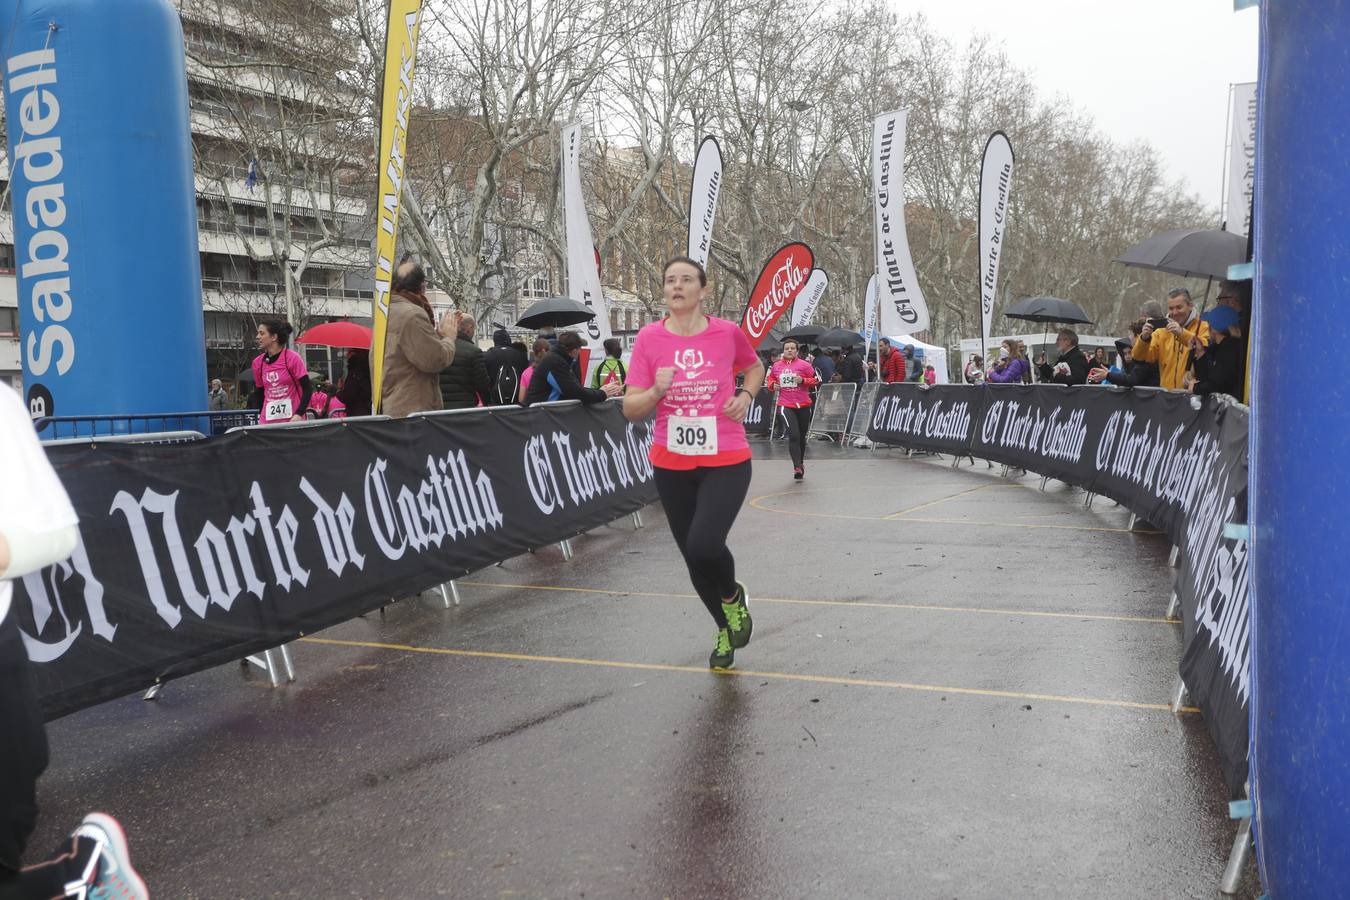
[782,324,825,342]
[516,296,597,330]
[816,327,867,349]
[1114,228,1246,280]
[758,333,784,352]
[1003,296,1093,325]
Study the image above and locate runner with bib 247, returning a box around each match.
[623,256,766,670]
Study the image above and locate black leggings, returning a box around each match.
[654,461,752,630]
[0,614,87,900]
[779,405,812,468]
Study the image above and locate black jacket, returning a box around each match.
[484,344,529,405]
[438,338,490,409]
[523,350,608,406]
[1192,336,1244,398]
[1037,346,1090,386]
[1104,358,1161,389]
[838,351,865,385]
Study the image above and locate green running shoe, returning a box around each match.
[722,582,753,649]
[709,628,735,669]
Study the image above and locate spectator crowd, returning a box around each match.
[961,280,1249,401]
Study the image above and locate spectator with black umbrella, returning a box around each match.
[1036,328,1091,385]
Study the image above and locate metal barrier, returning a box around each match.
[35,409,259,439]
[409,405,523,419]
[848,382,882,443]
[806,383,856,440]
[226,414,391,434]
[44,430,206,447]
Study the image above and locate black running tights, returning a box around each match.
[654,461,752,630]
[779,405,812,468]
[0,614,90,900]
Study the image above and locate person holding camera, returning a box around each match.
[1089,322,1160,387]
[1131,288,1210,390]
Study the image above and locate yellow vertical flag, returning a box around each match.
[370,0,425,413]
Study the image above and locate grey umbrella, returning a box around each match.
[1115,228,1246,280]
[1003,296,1093,325]
[516,296,597,330]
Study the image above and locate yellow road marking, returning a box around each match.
[883,483,1005,519]
[458,580,1180,626]
[299,636,1199,715]
[897,515,1163,535]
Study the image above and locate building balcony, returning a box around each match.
[201,277,372,319]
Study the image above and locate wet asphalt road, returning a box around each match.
[29,444,1258,898]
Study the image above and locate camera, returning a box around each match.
[1148,317,1169,330]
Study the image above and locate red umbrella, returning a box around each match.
[296,321,372,349]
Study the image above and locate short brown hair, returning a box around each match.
[1057,328,1079,345]
[557,331,584,352]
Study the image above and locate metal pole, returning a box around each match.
[278,645,296,682]
[1169,676,1189,714]
[1166,591,1180,621]
[1219,816,1253,895]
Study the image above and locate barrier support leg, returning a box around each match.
[278,644,296,682]
[1220,787,1254,896]
[1083,492,1095,509]
[632,510,644,530]
[143,683,162,701]
[438,581,462,609]
[560,539,575,561]
[1165,591,1180,621]
[1169,676,1189,714]
[1039,476,1050,492]
[1168,544,1180,567]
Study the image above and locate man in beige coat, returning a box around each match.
[380,259,461,417]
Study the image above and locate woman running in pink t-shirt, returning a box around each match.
[249,320,312,425]
[766,338,820,480]
[624,257,766,670]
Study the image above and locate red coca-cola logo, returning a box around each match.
[741,242,814,347]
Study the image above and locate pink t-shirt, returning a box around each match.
[627,316,760,470]
[768,358,817,408]
[252,348,308,424]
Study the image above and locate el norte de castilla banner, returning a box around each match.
[867,381,1250,798]
[13,404,657,719]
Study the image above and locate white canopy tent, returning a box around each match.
[884,334,951,384]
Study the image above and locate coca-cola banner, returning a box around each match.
[740,242,814,348]
[869,382,1251,797]
[872,110,930,335]
[16,403,656,718]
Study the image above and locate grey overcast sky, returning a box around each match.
[900,0,1259,211]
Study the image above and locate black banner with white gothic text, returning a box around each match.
[17,402,657,719]
[868,382,1251,796]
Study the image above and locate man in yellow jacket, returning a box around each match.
[1133,288,1211,390]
